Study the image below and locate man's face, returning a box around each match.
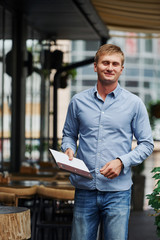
[94,53,124,86]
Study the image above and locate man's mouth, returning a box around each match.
[104,72,114,76]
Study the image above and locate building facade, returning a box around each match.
[69,33,160,139]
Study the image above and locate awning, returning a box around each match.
[91,0,160,34]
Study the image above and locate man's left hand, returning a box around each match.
[100,158,123,179]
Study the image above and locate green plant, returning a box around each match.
[147,167,160,237]
[59,65,77,88]
[147,100,160,130]
[62,63,77,80]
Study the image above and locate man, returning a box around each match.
[61,44,154,240]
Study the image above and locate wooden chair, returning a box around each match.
[34,185,75,240]
[20,165,39,174]
[38,161,57,173]
[0,185,37,206]
[0,192,17,206]
[0,185,38,240]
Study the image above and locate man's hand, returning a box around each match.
[100,158,123,179]
[64,148,74,160]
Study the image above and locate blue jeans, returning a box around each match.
[71,188,131,240]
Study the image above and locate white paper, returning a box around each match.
[49,149,90,172]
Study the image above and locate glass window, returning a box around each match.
[144,94,152,105]
[126,68,139,76]
[125,81,139,87]
[144,82,150,88]
[85,41,99,51]
[145,39,152,52]
[71,91,77,98]
[71,41,77,51]
[126,57,139,64]
[157,71,160,78]
[82,79,97,86]
[144,58,154,64]
[2,9,13,164]
[132,92,139,97]
[25,38,45,162]
[82,65,95,75]
[144,69,154,77]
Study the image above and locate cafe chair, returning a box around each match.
[0,192,17,206]
[0,185,38,239]
[34,185,75,240]
[20,165,39,174]
[0,185,37,206]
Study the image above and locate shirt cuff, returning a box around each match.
[116,156,130,175]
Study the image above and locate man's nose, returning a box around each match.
[107,63,113,70]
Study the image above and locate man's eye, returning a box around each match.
[113,62,119,67]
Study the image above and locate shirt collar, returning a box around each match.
[93,83,121,99]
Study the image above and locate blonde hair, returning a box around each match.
[94,44,124,65]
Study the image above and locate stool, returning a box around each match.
[0,206,31,239]
[34,185,75,240]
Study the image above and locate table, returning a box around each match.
[10,171,57,182]
[0,206,31,239]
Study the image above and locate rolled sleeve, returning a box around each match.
[61,98,79,154]
[118,100,154,175]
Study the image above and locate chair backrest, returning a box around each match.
[0,185,38,196]
[20,166,38,174]
[37,185,75,200]
[0,185,38,205]
[0,192,17,206]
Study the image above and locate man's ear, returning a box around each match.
[120,65,124,74]
[94,62,97,72]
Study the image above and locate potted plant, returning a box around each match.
[147,167,160,238]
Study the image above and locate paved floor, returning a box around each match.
[128,210,159,240]
[33,207,159,240]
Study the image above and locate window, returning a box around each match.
[144,94,152,105]
[144,82,150,88]
[132,92,139,96]
[82,79,97,86]
[0,8,13,166]
[82,65,95,75]
[125,81,139,87]
[126,57,139,64]
[144,69,154,77]
[85,41,99,51]
[144,58,154,64]
[126,68,139,76]
[145,39,152,52]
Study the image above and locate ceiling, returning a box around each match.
[4,0,109,40]
[91,0,160,34]
[4,0,160,41]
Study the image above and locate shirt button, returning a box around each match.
[101,111,104,114]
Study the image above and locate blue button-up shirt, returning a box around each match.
[61,84,154,191]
